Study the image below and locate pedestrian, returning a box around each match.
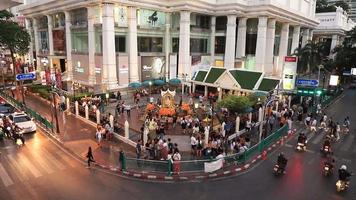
[126,104,131,117]
[310,118,317,133]
[118,149,126,171]
[136,139,142,159]
[173,149,181,174]
[96,125,102,147]
[190,134,197,156]
[86,146,95,168]
[336,122,341,141]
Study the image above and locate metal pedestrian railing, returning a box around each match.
[0,91,54,131]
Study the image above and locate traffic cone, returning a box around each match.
[262,150,267,160]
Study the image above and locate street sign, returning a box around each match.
[296,79,319,87]
[15,72,36,81]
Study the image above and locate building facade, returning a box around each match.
[19,0,318,92]
[314,6,356,56]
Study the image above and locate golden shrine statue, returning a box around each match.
[161,89,175,108]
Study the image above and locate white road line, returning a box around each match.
[0,163,14,187]
[6,154,30,181]
[340,135,355,152]
[311,133,324,144]
[17,153,42,178]
[41,147,66,170]
[50,149,77,168]
[29,151,55,174]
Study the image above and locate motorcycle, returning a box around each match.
[321,146,332,156]
[273,164,285,176]
[323,163,333,176]
[336,180,349,192]
[296,141,307,151]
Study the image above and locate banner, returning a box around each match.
[204,159,223,173]
[137,9,165,28]
[282,56,298,90]
[191,55,211,75]
[53,30,66,52]
[141,56,165,81]
[118,55,129,85]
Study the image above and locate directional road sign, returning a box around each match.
[15,72,36,81]
[296,79,319,87]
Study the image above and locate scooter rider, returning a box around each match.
[297,132,307,144]
[12,125,25,145]
[277,153,288,172]
[324,155,335,171]
[321,136,331,152]
[338,165,351,182]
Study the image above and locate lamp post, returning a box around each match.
[149,81,152,98]
[51,82,60,133]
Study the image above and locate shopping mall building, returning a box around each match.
[18,0,319,93]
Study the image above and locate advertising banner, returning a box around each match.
[115,6,128,27]
[329,75,339,86]
[191,55,211,76]
[204,159,223,173]
[282,56,298,90]
[52,30,66,52]
[118,55,129,85]
[141,56,165,81]
[137,9,165,28]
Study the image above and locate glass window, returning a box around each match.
[215,36,225,54]
[190,38,208,53]
[38,16,47,29]
[95,31,102,53]
[53,13,65,28]
[71,8,87,26]
[216,16,227,31]
[115,36,126,52]
[172,38,179,53]
[138,37,163,52]
[193,15,210,29]
[14,116,31,123]
[39,31,49,51]
[245,33,257,55]
[72,31,88,53]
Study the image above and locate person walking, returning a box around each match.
[118,149,126,171]
[173,149,181,174]
[136,139,142,159]
[96,126,102,147]
[86,146,95,168]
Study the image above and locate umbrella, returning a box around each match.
[243,107,253,113]
[128,82,142,88]
[142,80,153,87]
[254,91,268,97]
[154,79,165,86]
[169,78,181,85]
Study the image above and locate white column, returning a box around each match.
[165,13,171,80]
[236,17,247,59]
[178,11,191,77]
[255,16,268,72]
[32,18,40,66]
[309,30,314,41]
[124,120,129,138]
[301,29,309,47]
[102,3,118,90]
[265,19,276,75]
[210,16,216,65]
[47,15,54,55]
[278,23,289,77]
[291,25,301,54]
[330,34,338,55]
[26,18,34,65]
[128,7,139,83]
[87,7,96,84]
[224,14,237,69]
[64,11,73,81]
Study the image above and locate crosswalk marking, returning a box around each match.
[311,133,324,144]
[340,135,355,152]
[30,150,55,174]
[50,150,77,168]
[17,153,42,178]
[41,148,66,170]
[0,163,14,187]
[6,154,30,181]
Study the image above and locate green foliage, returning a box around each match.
[332,26,356,71]
[217,95,254,114]
[316,0,350,14]
[28,84,51,100]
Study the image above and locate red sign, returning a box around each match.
[285,56,297,62]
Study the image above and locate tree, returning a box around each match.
[0,10,30,75]
[217,95,254,114]
[332,26,356,72]
[334,1,350,14]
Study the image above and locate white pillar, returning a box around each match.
[165,13,171,80]
[275,100,279,112]
[210,16,216,65]
[236,17,247,59]
[330,34,338,55]
[204,85,208,97]
[66,97,70,111]
[224,15,237,69]
[248,112,252,123]
[235,116,240,133]
[265,19,276,75]
[143,127,149,146]
[291,25,300,54]
[204,126,210,145]
[255,16,268,72]
[178,11,191,77]
[75,101,79,116]
[102,3,118,90]
[96,110,101,124]
[46,15,54,56]
[301,29,309,47]
[26,19,34,65]
[87,7,96,84]
[259,106,265,142]
[278,23,289,77]
[128,7,139,83]
[288,95,292,108]
[218,88,222,101]
[124,120,129,138]
[85,105,89,119]
[64,11,73,81]
[32,18,40,69]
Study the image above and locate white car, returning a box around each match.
[9,113,37,134]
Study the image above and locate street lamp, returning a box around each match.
[149,81,152,98]
[105,92,109,105]
[51,81,60,133]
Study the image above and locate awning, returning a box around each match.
[194,71,208,82]
[257,78,280,92]
[229,70,263,90]
[204,68,226,84]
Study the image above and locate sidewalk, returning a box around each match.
[16,92,136,163]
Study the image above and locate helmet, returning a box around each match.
[279,152,284,157]
[341,165,347,170]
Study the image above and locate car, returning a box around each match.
[350,79,356,89]
[9,112,37,134]
[0,104,15,117]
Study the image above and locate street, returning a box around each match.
[0,89,356,200]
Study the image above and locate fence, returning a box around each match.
[120,124,289,175]
[0,91,54,130]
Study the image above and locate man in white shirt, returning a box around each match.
[190,135,197,156]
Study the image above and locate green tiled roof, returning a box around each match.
[258,78,280,92]
[229,70,263,90]
[204,68,226,84]
[194,71,208,82]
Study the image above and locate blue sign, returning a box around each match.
[296,79,319,87]
[16,73,36,81]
